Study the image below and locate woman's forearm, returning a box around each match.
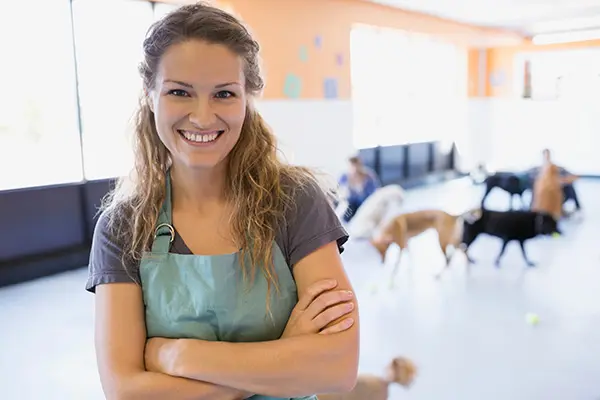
[170,333,359,397]
[113,371,248,400]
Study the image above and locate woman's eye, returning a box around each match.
[215,90,235,99]
[167,89,189,97]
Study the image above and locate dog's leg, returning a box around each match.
[510,194,517,210]
[518,240,536,267]
[435,240,452,280]
[519,193,527,210]
[494,240,510,267]
[463,248,475,264]
[481,185,492,208]
[460,234,478,264]
[389,247,404,289]
[461,243,476,264]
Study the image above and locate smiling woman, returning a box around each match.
[86,2,359,400]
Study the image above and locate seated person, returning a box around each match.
[526,148,581,212]
[338,156,380,222]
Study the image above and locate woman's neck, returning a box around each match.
[170,163,228,213]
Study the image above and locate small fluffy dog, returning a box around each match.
[462,208,560,267]
[344,184,405,239]
[317,357,417,400]
[370,209,480,279]
[531,164,563,221]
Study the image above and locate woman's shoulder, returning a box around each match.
[93,204,134,249]
[276,167,348,268]
[86,204,139,292]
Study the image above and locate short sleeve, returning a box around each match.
[281,180,349,268]
[85,210,139,293]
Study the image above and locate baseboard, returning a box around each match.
[0,245,90,288]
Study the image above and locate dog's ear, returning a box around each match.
[388,357,417,387]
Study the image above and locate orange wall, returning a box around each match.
[468,49,486,97]
[159,0,521,99]
[485,39,600,97]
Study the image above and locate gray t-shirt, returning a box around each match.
[86,180,349,293]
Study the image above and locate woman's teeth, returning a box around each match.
[179,130,222,143]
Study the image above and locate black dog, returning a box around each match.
[461,209,560,267]
[481,172,532,210]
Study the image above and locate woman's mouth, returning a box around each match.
[177,129,225,146]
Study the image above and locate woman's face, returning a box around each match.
[149,39,247,171]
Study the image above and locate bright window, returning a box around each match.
[525,49,600,100]
[72,0,155,181]
[350,24,467,149]
[0,0,83,190]
[511,48,600,174]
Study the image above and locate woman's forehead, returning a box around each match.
[156,39,245,88]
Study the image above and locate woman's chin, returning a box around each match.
[174,154,227,171]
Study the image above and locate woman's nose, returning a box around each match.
[189,98,217,127]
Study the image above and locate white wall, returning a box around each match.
[256,100,355,179]
[460,98,493,172]
[258,98,470,179]
[466,98,600,175]
[258,96,600,183]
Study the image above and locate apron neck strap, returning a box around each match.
[151,171,174,254]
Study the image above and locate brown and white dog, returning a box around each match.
[531,163,568,221]
[343,184,405,239]
[317,357,417,400]
[370,209,480,279]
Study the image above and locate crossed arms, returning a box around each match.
[94,241,359,399]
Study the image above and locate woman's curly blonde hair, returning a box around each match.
[100,2,331,305]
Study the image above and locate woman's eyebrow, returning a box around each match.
[163,79,193,88]
[162,80,241,89]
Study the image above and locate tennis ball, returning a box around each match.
[552,232,560,238]
[525,313,540,325]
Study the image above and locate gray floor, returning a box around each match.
[2,178,599,400]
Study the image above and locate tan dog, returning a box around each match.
[531,164,563,221]
[318,357,417,400]
[370,209,480,280]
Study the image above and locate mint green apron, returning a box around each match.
[140,174,317,400]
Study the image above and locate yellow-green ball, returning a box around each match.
[525,313,540,325]
[552,232,560,238]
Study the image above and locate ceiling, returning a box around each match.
[367,0,600,36]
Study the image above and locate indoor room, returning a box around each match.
[1,0,599,399]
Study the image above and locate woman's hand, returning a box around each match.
[281,279,355,338]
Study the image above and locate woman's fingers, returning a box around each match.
[295,279,338,311]
[303,289,354,320]
[312,301,354,329]
[318,317,355,335]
